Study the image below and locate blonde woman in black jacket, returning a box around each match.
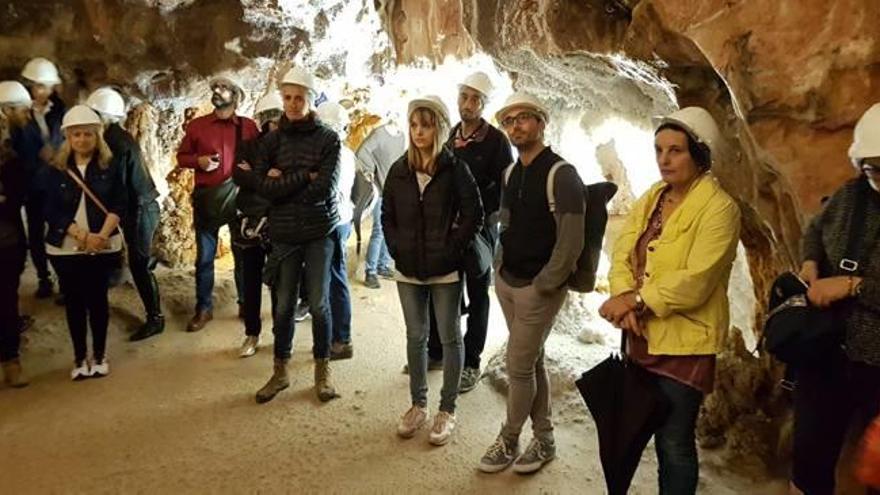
[382,96,482,446]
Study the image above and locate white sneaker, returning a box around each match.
[428,411,457,446]
[239,336,259,358]
[397,405,428,438]
[91,358,109,378]
[70,361,91,381]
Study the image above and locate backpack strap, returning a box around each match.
[546,160,572,213]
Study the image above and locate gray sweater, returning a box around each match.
[803,178,880,366]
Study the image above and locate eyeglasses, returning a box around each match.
[501,111,539,128]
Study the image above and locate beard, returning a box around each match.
[212,92,235,110]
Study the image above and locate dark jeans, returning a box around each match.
[24,193,51,281]
[123,202,161,318]
[50,253,117,363]
[653,375,704,495]
[428,225,496,368]
[239,244,267,336]
[0,246,24,362]
[330,223,352,344]
[195,224,243,312]
[270,237,333,360]
[792,353,880,495]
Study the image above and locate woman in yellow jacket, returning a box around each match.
[599,107,741,495]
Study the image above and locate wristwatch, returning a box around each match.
[634,292,646,313]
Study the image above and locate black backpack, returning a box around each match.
[504,160,617,293]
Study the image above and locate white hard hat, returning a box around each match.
[209,72,245,102]
[86,87,126,119]
[849,103,880,168]
[61,105,102,130]
[459,71,494,98]
[316,101,349,128]
[0,81,33,108]
[21,57,61,86]
[408,95,450,127]
[279,67,316,94]
[495,91,550,124]
[653,106,724,167]
[254,91,283,116]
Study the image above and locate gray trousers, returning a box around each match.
[495,275,567,442]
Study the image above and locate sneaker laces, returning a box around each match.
[485,436,511,458]
[432,412,451,433]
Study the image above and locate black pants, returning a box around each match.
[24,193,50,282]
[0,246,24,362]
[50,254,116,363]
[428,226,496,369]
[239,243,268,336]
[792,352,880,495]
[123,202,161,318]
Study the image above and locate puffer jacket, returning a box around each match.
[234,113,340,244]
[382,147,483,280]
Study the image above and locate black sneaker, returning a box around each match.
[364,274,380,289]
[459,367,481,393]
[35,279,53,299]
[377,267,394,279]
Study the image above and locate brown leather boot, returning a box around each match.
[314,358,338,402]
[2,359,29,388]
[185,310,213,332]
[255,358,289,404]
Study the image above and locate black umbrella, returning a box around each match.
[575,334,671,495]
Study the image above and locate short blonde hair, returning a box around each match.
[406,107,449,175]
[53,124,113,171]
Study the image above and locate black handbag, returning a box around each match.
[190,121,242,232]
[763,178,877,367]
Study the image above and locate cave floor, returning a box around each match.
[1,262,789,494]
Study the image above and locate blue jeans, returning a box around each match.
[397,281,463,413]
[271,237,333,360]
[330,223,352,344]
[195,227,243,312]
[654,376,704,495]
[364,198,391,276]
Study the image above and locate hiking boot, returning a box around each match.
[479,434,519,473]
[364,274,380,289]
[91,358,110,378]
[238,335,259,358]
[397,404,428,438]
[314,358,338,402]
[2,359,29,388]
[186,310,213,332]
[459,367,481,393]
[130,315,165,342]
[377,267,394,280]
[428,411,457,446]
[330,341,353,361]
[402,358,443,374]
[256,359,289,404]
[513,437,556,474]
[294,301,310,322]
[35,279,53,299]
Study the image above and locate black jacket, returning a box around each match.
[104,124,159,217]
[233,132,271,218]
[382,147,483,280]
[0,154,26,253]
[234,113,340,244]
[43,156,125,247]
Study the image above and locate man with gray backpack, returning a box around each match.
[478,92,595,475]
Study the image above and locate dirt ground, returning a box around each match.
[0,256,791,494]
